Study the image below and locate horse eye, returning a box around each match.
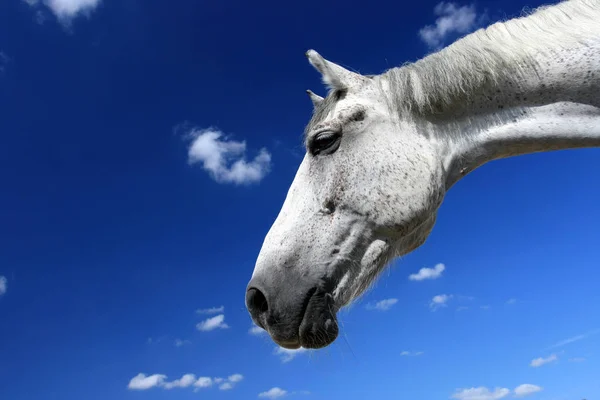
[309,131,341,156]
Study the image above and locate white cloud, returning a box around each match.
[514,384,542,397]
[22,0,101,22]
[549,334,585,348]
[401,351,424,356]
[127,373,167,390]
[174,339,191,347]
[196,314,229,332]
[409,263,445,281]
[480,305,491,310]
[274,346,308,363]
[194,377,213,388]
[259,387,288,399]
[196,306,224,314]
[530,354,557,368]
[569,357,586,363]
[0,276,7,296]
[46,0,101,19]
[430,294,452,311]
[366,298,398,311]
[453,384,544,400]
[451,387,510,400]
[249,324,266,335]
[218,374,243,391]
[506,298,517,305]
[547,329,600,349]
[129,373,243,393]
[163,374,196,389]
[187,128,271,185]
[418,2,482,49]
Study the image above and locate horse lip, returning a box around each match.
[297,287,319,328]
[298,287,339,349]
[272,338,302,350]
[265,287,319,350]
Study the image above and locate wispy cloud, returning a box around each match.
[274,347,308,363]
[568,357,586,363]
[259,387,287,399]
[409,263,445,281]
[128,373,168,390]
[430,294,452,311]
[22,0,102,23]
[249,324,266,335]
[163,374,197,389]
[218,374,243,391]
[228,374,243,383]
[128,373,243,392]
[452,384,542,400]
[480,305,491,310]
[186,127,271,185]
[400,351,424,357]
[418,2,485,49]
[506,298,517,305]
[174,338,191,347]
[196,314,229,332]
[366,298,398,311]
[529,354,557,368]
[146,336,164,345]
[0,276,7,296]
[196,306,225,315]
[547,329,600,349]
[258,387,310,399]
[514,384,543,397]
[451,387,510,400]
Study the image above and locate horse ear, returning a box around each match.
[306,90,323,107]
[305,49,368,91]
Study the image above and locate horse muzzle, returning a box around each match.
[245,275,339,349]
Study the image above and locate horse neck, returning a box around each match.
[433,39,600,190]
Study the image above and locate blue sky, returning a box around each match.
[1,0,599,399]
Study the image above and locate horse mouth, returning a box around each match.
[298,287,339,349]
[271,286,339,350]
[276,239,389,350]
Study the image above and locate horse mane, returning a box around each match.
[303,0,600,139]
[376,0,600,116]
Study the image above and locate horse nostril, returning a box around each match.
[246,287,269,316]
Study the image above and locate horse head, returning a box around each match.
[245,50,446,349]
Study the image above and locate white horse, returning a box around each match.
[245,0,600,350]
